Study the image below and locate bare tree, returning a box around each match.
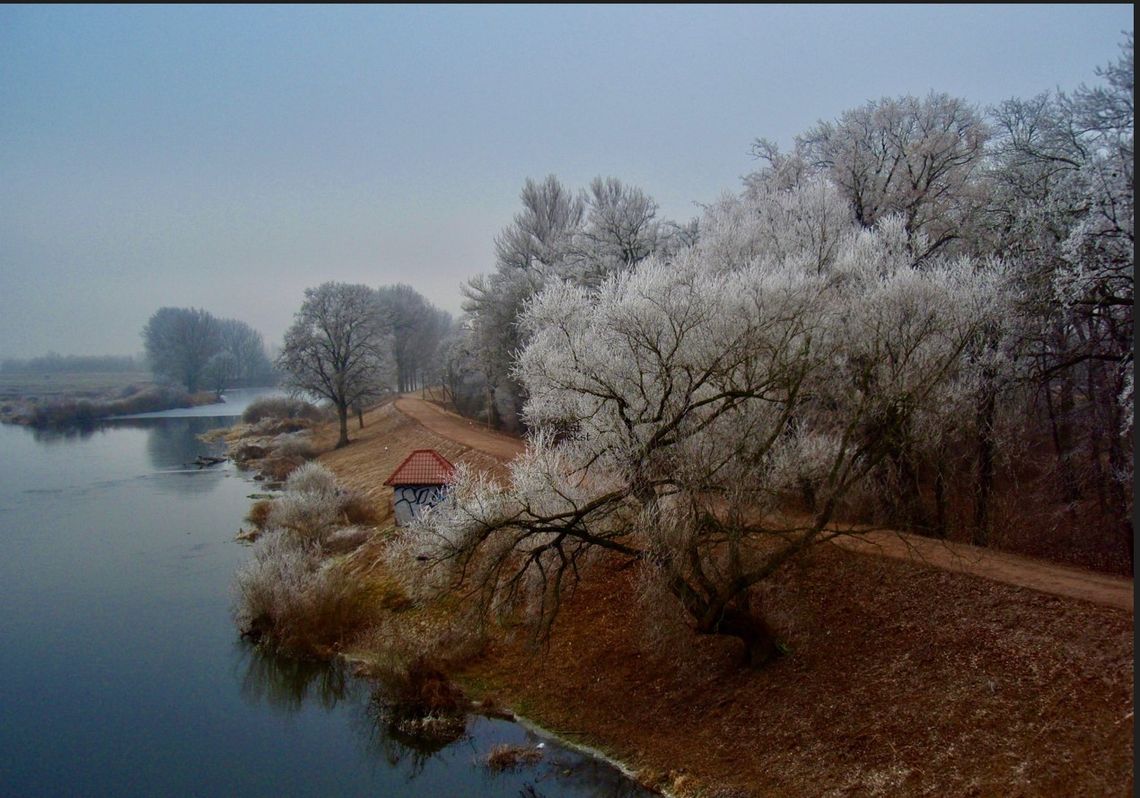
[374,285,452,393]
[277,283,393,448]
[985,34,1133,561]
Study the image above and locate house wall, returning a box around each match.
[392,484,445,525]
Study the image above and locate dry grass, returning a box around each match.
[456,548,1133,797]
[485,743,544,772]
[245,498,274,530]
[233,534,382,658]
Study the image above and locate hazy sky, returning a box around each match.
[0,5,1132,358]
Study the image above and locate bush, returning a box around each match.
[272,434,318,460]
[342,494,384,526]
[268,490,345,547]
[283,461,340,496]
[245,499,274,530]
[234,531,378,657]
[242,396,324,424]
[368,657,469,745]
[257,454,307,483]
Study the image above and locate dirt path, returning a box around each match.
[393,396,525,461]
[393,396,1133,613]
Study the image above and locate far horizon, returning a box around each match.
[0,4,1132,358]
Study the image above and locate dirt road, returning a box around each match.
[393,396,1133,613]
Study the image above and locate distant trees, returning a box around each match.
[218,318,275,385]
[142,308,222,393]
[0,353,142,374]
[374,285,453,393]
[277,283,394,449]
[141,308,274,392]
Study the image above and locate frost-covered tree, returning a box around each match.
[142,307,222,392]
[462,174,679,430]
[374,284,452,393]
[985,34,1133,560]
[218,318,274,385]
[400,196,1004,667]
[794,93,990,257]
[277,283,393,448]
[572,177,661,287]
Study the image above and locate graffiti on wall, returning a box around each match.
[393,485,446,525]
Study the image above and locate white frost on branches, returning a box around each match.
[400,181,1007,661]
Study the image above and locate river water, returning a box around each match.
[0,390,650,797]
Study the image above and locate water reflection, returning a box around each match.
[24,416,229,473]
[141,417,229,470]
[27,421,107,444]
[357,697,467,780]
[234,643,657,797]
[237,642,360,712]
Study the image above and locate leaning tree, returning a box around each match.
[398,184,1006,667]
[277,282,393,448]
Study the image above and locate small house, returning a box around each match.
[383,449,456,525]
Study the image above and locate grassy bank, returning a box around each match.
[0,370,217,426]
[235,401,1133,797]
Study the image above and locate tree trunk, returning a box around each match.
[711,607,782,668]
[336,404,350,448]
[933,465,948,539]
[1045,372,1080,504]
[973,387,996,547]
[890,448,929,533]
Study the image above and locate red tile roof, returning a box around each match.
[383,449,457,486]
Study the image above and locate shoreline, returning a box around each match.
[333,648,665,796]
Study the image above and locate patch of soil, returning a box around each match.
[456,549,1133,797]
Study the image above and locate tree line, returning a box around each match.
[0,353,144,374]
[381,34,1133,664]
[430,35,1132,561]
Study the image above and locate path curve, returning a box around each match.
[394,396,1133,613]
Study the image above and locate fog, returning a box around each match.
[0,4,1130,357]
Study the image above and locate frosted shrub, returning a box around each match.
[266,463,348,546]
[234,531,319,642]
[234,530,376,655]
[284,462,341,498]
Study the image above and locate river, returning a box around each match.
[0,389,651,797]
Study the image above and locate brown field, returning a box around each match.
[308,398,1132,797]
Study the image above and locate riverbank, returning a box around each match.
[0,370,220,426]
[252,400,1132,797]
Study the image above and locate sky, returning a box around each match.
[0,4,1132,358]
